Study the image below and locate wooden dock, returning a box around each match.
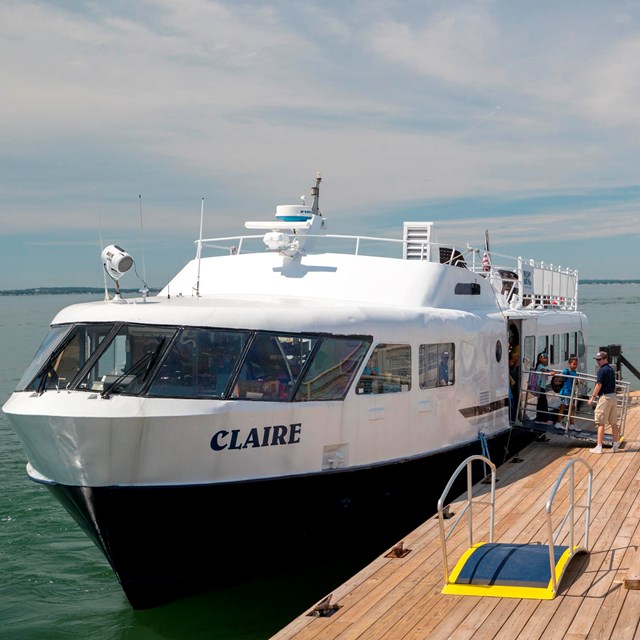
[272,393,640,640]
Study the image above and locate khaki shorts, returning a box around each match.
[595,394,618,426]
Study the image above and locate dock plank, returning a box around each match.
[271,394,640,640]
[613,588,640,639]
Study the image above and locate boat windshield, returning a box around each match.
[16,324,75,391]
[17,323,371,402]
[18,323,115,393]
[83,325,178,395]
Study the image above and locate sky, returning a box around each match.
[1,0,640,290]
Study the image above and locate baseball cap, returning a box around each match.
[594,351,608,360]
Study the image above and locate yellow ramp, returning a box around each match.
[443,542,587,599]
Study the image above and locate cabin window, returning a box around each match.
[16,324,74,391]
[569,332,576,358]
[19,323,116,393]
[454,282,480,295]
[231,333,293,400]
[539,335,549,359]
[577,331,586,359]
[523,335,535,373]
[562,333,570,361]
[419,343,454,389]
[294,337,371,401]
[149,329,250,399]
[355,344,412,394]
[549,333,562,364]
[84,325,178,395]
[496,340,503,363]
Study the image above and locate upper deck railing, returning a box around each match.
[195,231,579,311]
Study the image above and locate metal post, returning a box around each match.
[467,461,474,548]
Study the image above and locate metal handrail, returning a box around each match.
[438,455,496,584]
[545,458,593,592]
[438,454,591,593]
[519,369,630,437]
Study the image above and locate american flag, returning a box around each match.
[482,251,491,271]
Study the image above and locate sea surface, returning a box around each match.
[1,285,638,640]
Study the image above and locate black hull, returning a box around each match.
[47,428,532,609]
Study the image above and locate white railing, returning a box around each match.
[467,249,579,311]
[195,232,579,310]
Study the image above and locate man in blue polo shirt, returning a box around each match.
[588,351,620,454]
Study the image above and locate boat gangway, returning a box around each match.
[515,368,631,448]
[272,392,640,640]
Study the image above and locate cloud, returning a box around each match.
[1,1,640,287]
[578,38,640,125]
[367,9,504,87]
[434,203,640,246]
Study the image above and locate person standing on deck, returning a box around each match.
[508,351,519,422]
[534,352,552,424]
[588,351,620,454]
[554,356,581,433]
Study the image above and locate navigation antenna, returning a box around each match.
[138,195,149,299]
[195,197,205,297]
[311,172,322,216]
[97,198,109,302]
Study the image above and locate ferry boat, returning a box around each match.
[2,175,588,609]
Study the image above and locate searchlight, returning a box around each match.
[101,245,134,280]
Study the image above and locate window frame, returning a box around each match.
[356,343,412,395]
[419,342,455,390]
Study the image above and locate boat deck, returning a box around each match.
[272,392,640,640]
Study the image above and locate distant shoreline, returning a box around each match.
[0,287,160,296]
[580,280,640,285]
[2,281,637,295]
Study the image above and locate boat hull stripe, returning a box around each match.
[459,398,509,419]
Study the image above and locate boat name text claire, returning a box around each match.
[210,423,302,451]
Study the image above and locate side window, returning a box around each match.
[233,333,298,400]
[295,337,371,401]
[356,344,412,394]
[562,333,569,361]
[551,334,560,365]
[523,335,535,373]
[419,343,454,389]
[577,331,586,359]
[539,335,549,360]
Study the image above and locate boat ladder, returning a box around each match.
[438,455,592,600]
